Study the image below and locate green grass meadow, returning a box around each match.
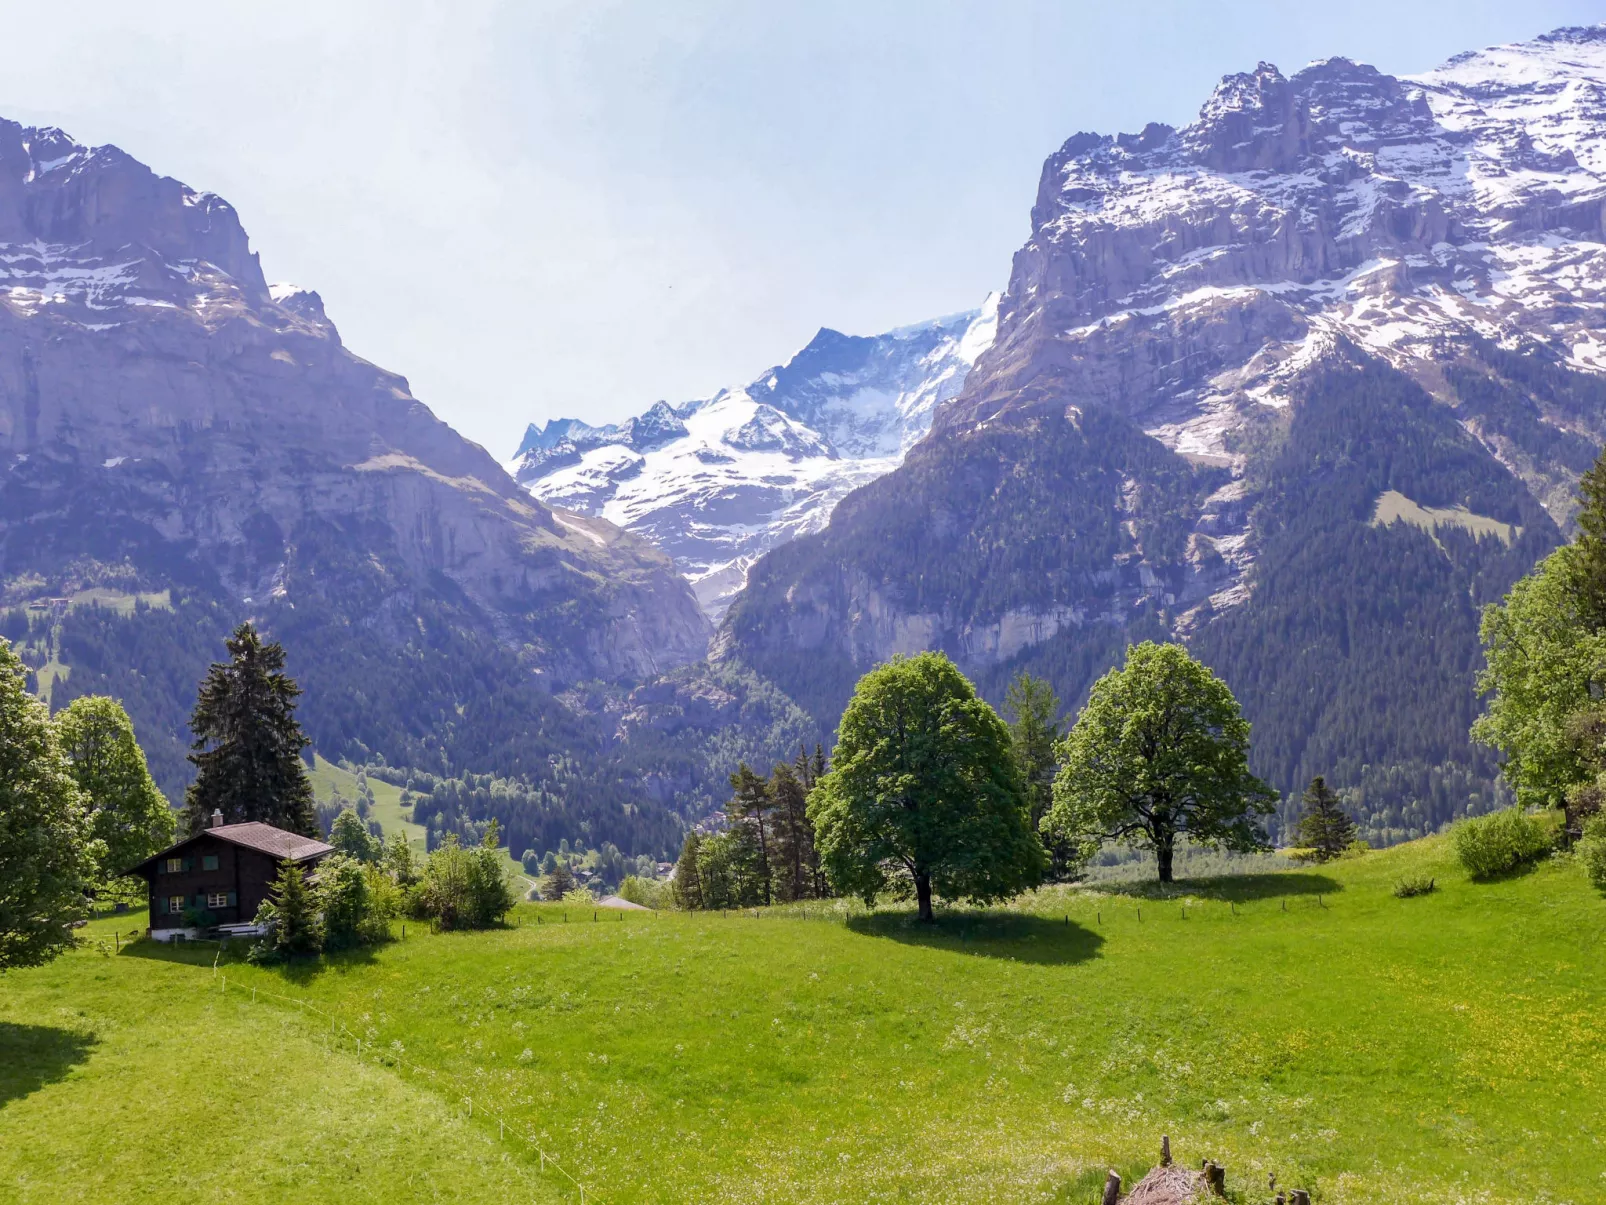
[3,835,1603,1204]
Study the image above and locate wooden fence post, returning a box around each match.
[1160,1135,1171,1166]
[1101,1171,1121,1205]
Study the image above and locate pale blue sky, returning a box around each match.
[3,1,1603,452]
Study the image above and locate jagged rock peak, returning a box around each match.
[0,119,267,300]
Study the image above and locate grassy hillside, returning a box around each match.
[306,754,425,852]
[4,836,1602,1203]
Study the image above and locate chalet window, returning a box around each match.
[164,857,183,874]
[202,855,219,871]
[168,895,184,915]
[206,891,233,909]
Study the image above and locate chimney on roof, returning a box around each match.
[211,808,224,829]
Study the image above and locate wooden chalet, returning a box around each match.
[126,809,332,942]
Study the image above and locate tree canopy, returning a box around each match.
[1046,641,1274,882]
[807,652,1042,921]
[52,695,174,882]
[183,623,317,836]
[1474,449,1606,818]
[0,640,99,970]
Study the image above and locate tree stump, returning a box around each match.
[1101,1171,1121,1205]
[1290,1192,1310,1205]
[1203,1161,1225,1195]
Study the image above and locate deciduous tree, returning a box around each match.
[0,641,98,970]
[52,695,174,882]
[1047,641,1274,883]
[808,652,1042,921]
[329,807,380,863]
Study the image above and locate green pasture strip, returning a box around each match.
[8,837,1606,1203]
[0,914,556,1205]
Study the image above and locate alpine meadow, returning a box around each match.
[8,13,1606,1205]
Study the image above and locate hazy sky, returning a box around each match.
[4,1,1602,454]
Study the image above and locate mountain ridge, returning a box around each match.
[511,297,998,617]
[716,24,1606,842]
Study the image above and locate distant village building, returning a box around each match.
[126,809,332,942]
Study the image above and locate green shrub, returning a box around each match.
[1392,874,1436,898]
[617,874,669,908]
[1452,808,1552,879]
[420,823,516,930]
[1577,814,1606,891]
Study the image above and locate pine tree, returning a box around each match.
[540,859,576,901]
[671,831,703,910]
[183,623,317,837]
[727,763,774,906]
[769,762,816,902]
[1295,776,1356,861]
[259,855,321,957]
[1005,672,1062,831]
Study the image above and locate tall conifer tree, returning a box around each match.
[672,831,704,910]
[727,763,775,906]
[1295,776,1356,860]
[183,623,317,836]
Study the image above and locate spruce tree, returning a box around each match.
[541,859,576,901]
[671,831,703,910]
[769,762,816,902]
[260,855,321,957]
[183,623,317,836]
[1295,776,1356,861]
[727,763,774,906]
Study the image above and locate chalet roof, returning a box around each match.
[126,822,333,876]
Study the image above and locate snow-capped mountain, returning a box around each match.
[0,117,711,796]
[720,25,1606,836]
[510,297,998,617]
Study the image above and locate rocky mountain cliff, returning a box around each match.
[511,299,997,617]
[722,26,1606,841]
[0,119,710,800]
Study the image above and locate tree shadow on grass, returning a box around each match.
[1087,872,1342,903]
[0,1023,97,1110]
[120,936,381,979]
[846,909,1104,966]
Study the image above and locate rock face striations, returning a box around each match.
[0,120,710,791]
[721,27,1606,837]
[511,298,997,618]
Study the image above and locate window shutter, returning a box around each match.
[228,892,237,907]
[194,892,206,910]
[183,857,194,872]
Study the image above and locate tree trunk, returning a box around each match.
[1156,836,1175,883]
[915,871,933,922]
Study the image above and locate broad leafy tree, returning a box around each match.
[1475,449,1606,811]
[52,695,175,882]
[1047,641,1274,883]
[184,623,317,836]
[329,807,380,863]
[0,641,99,969]
[1294,776,1356,860]
[808,652,1042,921]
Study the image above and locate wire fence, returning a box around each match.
[210,954,601,1205]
